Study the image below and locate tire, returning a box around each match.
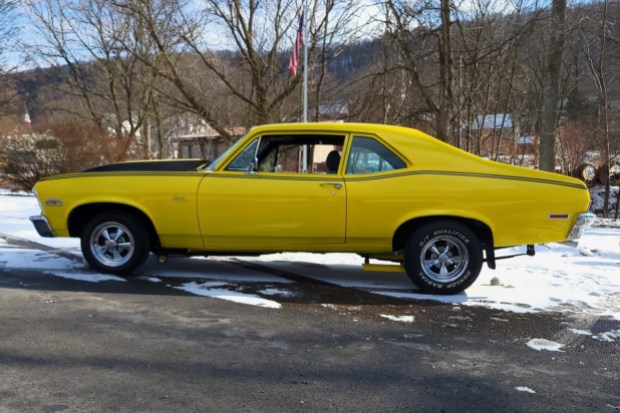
[404,221,483,295]
[80,212,150,275]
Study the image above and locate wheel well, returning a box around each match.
[68,203,159,248]
[392,216,494,253]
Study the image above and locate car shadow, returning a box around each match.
[0,238,478,308]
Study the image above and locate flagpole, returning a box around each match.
[302,0,308,123]
[301,0,309,172]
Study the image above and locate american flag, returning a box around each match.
[289,13,304,76]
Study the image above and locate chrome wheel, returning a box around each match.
[89,221,135,268]
[420,235,469,283]
[405,221,483,294]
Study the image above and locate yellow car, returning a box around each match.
[30,123,594,294]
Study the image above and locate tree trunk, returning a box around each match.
[437,0,453,144]
[539,0,566,172]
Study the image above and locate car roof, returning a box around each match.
[248,122,447,157]
[250,122,413,135]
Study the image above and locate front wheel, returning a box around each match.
[80,212,150,275]
[404,221,483,295]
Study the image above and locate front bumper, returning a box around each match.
[29,216,56,238]
[567,213,596,241]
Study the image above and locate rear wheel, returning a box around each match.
[80,212,150,274]
[404,221,482,294]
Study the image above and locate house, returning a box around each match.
[174,126,246,161]
[462,113,537,164]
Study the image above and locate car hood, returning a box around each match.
[83,159,208,173]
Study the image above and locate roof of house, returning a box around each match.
[468,114,513,130]
[177,127,246,141]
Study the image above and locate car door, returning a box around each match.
[197,133,347,251]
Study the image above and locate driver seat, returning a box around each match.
[326,150,341,174]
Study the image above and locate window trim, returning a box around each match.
[225,137,261,172]
[222,132,347,175]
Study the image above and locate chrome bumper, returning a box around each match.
[29,216,56,238]
[567,213,596,241]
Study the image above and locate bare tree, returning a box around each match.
[307,0,367,121]
[25,0,169,159]
[452,0,535,156]
[0,0,19,110]
[107,0,247,139]
[382,0,448,137]
[381,0,542,153]
[114,0,364,134]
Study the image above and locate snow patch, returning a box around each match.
[0,248,79,271]
[515,386,536,394]
[0,192,81,250]
[380,315,415,323]
[568,329,592,336]
[175,281,282,309]
[526,339,565,352]
[48,271,126,283]
[592,330,620,342]
[258,288,295,297]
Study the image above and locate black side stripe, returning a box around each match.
[210,170,585,189]
[344,170,586,189]
[42,169,585,190]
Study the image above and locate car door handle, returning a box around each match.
[320,183,342,190]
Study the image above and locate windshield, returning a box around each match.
[203,135,247,171]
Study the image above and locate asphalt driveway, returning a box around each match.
[0,238,619,412]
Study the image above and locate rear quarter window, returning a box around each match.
[346,137,406,175]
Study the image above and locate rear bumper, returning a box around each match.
[567,213,596,241]
[29,216,56,238]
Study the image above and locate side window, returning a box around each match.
[249,134,345,174]
[346,137,406,175]
[226,139,259,171]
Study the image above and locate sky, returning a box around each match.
[4,0,597,72]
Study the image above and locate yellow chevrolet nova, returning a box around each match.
[30,123,594,294]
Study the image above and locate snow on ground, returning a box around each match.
[175,281,282,309]
[2,190,620,318]
[50,271,127,283]
[242,237,620,319]
[592,330,620,342]
[526,339,565,352]
[515,386,536,394]
[380,314,415,323]
[0,190,81,251]
[568,329,592,336]
[0,248,78,271]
